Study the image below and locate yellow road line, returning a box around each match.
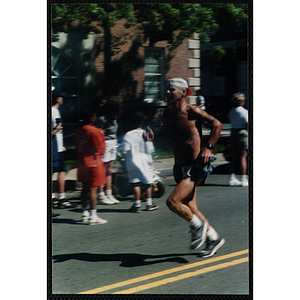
[114,257,248,294]
[78,249,248,294]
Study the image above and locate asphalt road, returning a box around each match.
[51,174,249,295]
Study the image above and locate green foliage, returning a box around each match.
[133,4,218,47]
[210,45,227,60]
[52,3,247,48]
[209,4,247,40]
[52,3,136,35]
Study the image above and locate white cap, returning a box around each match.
[167,78,192,95]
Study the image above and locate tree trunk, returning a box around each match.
[103,19,112,96]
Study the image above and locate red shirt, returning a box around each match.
[76,125,106,187]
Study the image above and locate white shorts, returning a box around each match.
[102,139,117,163]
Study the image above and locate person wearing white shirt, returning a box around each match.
[122,111,159,213]
[51,90,71,208]
[228,93,248,187]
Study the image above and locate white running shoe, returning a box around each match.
[241,179,248,187]
[98,193,115,205]
[89,216,107,225]
[82,211,90,223]
[229,178,242,186]
[106,192,119,204]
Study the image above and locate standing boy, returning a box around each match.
[122,111,159,213]
[76,109,107,225]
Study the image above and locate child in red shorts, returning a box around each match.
[76,109,107,225]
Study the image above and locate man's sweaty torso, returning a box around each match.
[163,105,202,165]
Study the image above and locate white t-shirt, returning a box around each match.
[228,106,248,129]
[52,106,64,152]
[196,95,206,110]
[122,129,155,184]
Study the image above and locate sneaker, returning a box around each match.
[89,216,107,225]
[190,221,208,250]
[98,193,115,205]
[52,212,60,219]
[82,211,90,223]
[229,178,242,186]
[198,237,225,258]
[241,179,248,187]
[146,204,159,211]
[106,193,119,204]
[52,198,59,208]
[129,204,141,213]
[57,199,72,208]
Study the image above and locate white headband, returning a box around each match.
[166,78,192,96]
[167,78,188,89]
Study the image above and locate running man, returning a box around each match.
[161,78,225,257]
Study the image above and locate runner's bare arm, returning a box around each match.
[193,107,223,145]
[191,106,223,164]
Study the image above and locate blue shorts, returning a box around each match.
[52,152,67,173]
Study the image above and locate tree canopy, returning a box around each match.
[52,3,247,47]
[51,3,248,96]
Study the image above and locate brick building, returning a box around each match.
[51,18,247,128]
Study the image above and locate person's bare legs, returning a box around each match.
[128,185,142,212]
[146,186,152,199]
[81,184,101,211]
[99,161,112,193]
[100,161,118,203]
[90,186,98,210]
[58,171,66,194]
[229,148,241,185]
[240,150,247,176]
[166,176,208,249]
[105,161,114,190]
[166,177,207,222]
[229,148,238,175]
[133,186,141,201]
[240,149,248,186]
[187,192,210,230]
[81,183,89,208]
[88,185,107,224]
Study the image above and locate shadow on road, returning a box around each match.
[52,252,198,267]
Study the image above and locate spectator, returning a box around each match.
[96,99,120,205]
[122,111,159,213]
[52,90,71,208]
[76,109,108,225]
[195,89,206,185]
[51,119,61,219]
[228,93,248,187]
[196,89,206,110]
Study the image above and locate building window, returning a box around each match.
[144,47,165,104]
[51,46,79,123]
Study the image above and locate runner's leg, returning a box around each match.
[187,190,210,230]
[166,178,197,221]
